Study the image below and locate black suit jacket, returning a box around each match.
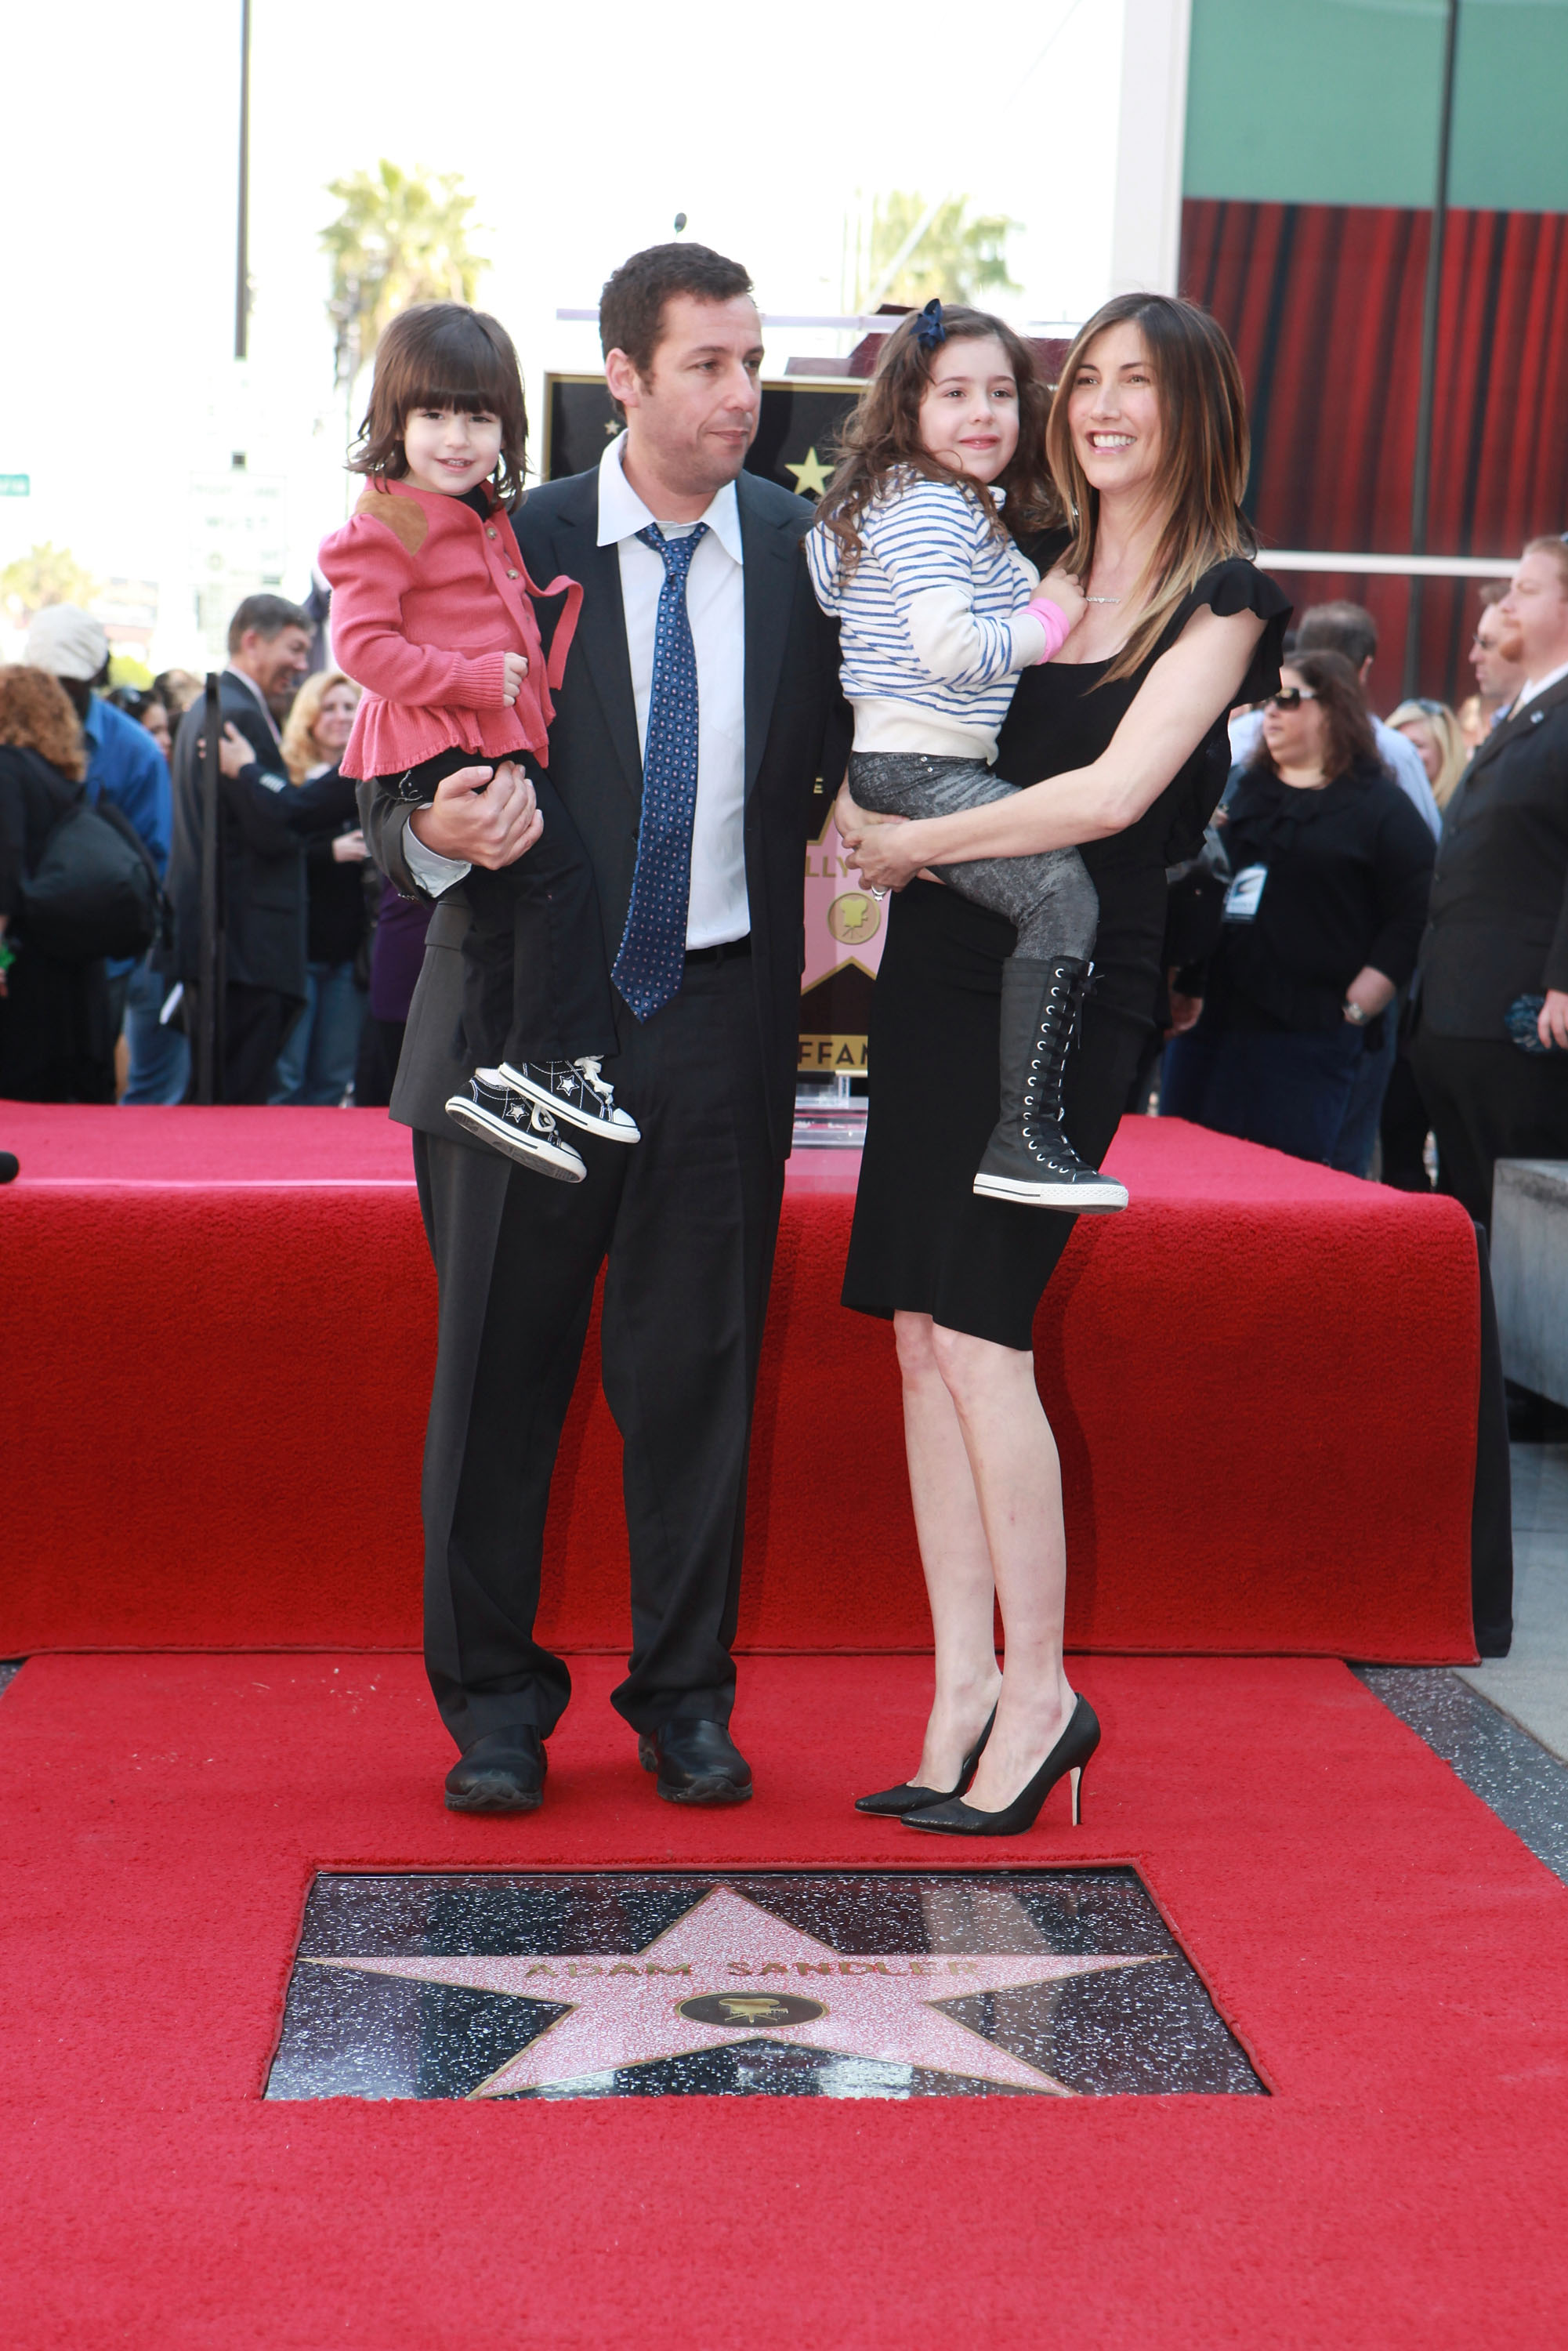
[168,675,307,998]
[1416,673,1568,1038]
[363,465,847,1158]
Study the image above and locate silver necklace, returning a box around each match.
[1085,595,1121,604]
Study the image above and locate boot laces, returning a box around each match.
[1019,972,1081,1158]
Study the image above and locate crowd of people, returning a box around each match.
[0,595,430,1110]
[0,381,1565,1248]
[1161,561,1568,1225]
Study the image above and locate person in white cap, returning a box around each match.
[26,603,176,1095]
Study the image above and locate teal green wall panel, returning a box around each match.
[1184,0,1568,212]
[1450,4,1568,211]
[1184,0,1447,206]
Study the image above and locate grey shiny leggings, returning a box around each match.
[849,749,1098,962]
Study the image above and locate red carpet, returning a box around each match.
[2,1650,1564,2346]
[0,1102,1479,1661]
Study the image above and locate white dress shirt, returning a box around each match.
[1514,657,1568,712]
[404,433,751,950]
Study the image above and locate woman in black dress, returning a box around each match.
[836,295,1290,1835]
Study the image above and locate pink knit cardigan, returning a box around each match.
[318,476,582,779]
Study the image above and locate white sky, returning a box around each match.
[0,0,1125,666]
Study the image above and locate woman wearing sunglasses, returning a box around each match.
[1162,650,1435,1163]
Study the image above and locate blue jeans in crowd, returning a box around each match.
[1329,1005,1399,1176]
[1161,1016,1366,1165]
[120,955,190,1105]
[270,962,368,1105]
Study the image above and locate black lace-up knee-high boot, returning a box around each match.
[972,956,1129,1210]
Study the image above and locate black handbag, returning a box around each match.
[20,794,165,963]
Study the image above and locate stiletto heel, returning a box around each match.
[853,1705,998,1817]
[904,1696,1099,1838]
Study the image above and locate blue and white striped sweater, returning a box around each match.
[806,470,1045,759]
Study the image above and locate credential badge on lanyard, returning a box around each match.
[1223,864,1267,923]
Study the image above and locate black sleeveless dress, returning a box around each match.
[841,549,1291,1347]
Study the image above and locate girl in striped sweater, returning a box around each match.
[807,302,1125,1211]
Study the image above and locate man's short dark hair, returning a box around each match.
[1478,578,1509,610]
[1295,600,1378,670]
[599,242,755,380]
[227,593,313,654]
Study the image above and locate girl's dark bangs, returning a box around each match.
[404,380,505,415]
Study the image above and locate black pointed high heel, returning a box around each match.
[903,1696,1099,1836]
[853,1706,997,1817]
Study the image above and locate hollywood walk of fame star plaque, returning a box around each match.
[267,1871,1263,2103]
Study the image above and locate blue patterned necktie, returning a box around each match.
[612,521,708,1022]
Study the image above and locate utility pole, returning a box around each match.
[1403,0,1461,698]
[234,0,252,360]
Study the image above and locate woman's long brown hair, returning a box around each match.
[814,306,1058,567]
[1046,293,1255,683]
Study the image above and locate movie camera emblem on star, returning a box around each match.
[827,891,882,947]
[678,1991,828,2029]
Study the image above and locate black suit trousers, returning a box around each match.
[448,768,617,1070]
[1410,1027,1568,1226]
[414,951,784,1750]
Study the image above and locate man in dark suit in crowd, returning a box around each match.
[1469,581,1529,734]
[360,244,845,1814]
[168,594,315,1100]
[1412,534,1568,1224]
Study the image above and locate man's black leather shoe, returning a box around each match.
[637,1719,753,1806]
[444,1726,547,1813]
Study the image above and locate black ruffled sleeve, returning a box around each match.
[1128,561,1293,869]
[1171,558,1293,705]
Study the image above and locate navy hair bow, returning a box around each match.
[912,299,946,351]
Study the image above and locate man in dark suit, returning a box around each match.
[360,245,845,1813]
[168,594,316,1100]
[1412,535,1568,1224]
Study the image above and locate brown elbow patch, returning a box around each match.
[355,483,429,556]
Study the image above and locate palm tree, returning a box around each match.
[860,192,1020,310]
[321,161,487,397]
[0,542,100,626]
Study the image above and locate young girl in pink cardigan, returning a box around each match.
[320,302,636,1182]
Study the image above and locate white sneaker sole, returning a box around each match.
[494,1066,640,1144]
[972,1172,1128,1212]
[444,1095,586,1181]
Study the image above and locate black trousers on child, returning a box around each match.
[379,748,617,1068]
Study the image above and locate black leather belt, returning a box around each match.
[684,934,751,965]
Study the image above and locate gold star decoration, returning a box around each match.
[785,446,832,499]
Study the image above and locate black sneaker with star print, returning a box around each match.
[489,1056,640,1144]
[444,1074,587,1180]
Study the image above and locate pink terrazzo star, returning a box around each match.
[307,1886,1159,2097]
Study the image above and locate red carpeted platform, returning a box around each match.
[2,1650,1564,2346]
[0,1102,1479,1661]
